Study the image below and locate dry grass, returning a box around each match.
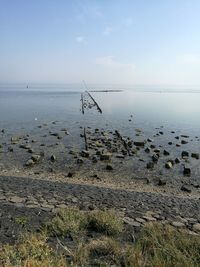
[46,207,87,239]
[1,208,200,267]
[134,222,200,267]
[47,207,123,238]
[0,233,68,267]
[87,209,123,236]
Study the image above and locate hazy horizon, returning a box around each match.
[1,0,200,86]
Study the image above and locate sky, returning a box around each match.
[0,0,200,85]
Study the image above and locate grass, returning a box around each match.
[46,207,87,239]
[46,207,123,239]
[87,209,123,236]
[15,216,29,226]
[0,233,68,267]
[1,208,200,267]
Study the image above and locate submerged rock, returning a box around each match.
[146,162,154,169]
[181,184,191,193]
[134,139,146,147]
[145,147,150,153]
[50,155,56,162]
[182,151,189,158]
[31,154,41,162]
[81,150,90,158]
[181,140,188,144]
[163,150,170,156]
[175,158,181,164]
[158,178,167,186]
[106,164,113,170]
[25,159,35,167]
[100,153,112,161]
[191,153,199,159]
[152,153,159,163]
[183,165,191,175]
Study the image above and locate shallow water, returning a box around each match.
[0,85,200,186]
[1,85,200,136]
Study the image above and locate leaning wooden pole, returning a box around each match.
[81,93,84,114]
[86,91,102,114]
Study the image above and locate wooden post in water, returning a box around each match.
[86,91,102,114]
[115,130,131,156]
[81,93,84,114]
[83,127,88,150]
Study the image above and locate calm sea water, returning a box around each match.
[1,84,200,180]
[1,84,200,137]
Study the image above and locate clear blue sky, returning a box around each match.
[0,0,200,85]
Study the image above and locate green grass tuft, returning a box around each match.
[46,207,87,239]
[87,209,123,236]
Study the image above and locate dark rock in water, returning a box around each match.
[121,149,128,156]
[154,149,160,153]
[175,158,181,164]
[191,182,199,188]
[67,172,74,177]
[100,153,112,161]
[19,144,31,149]
[146,162,154,169]
[158,178,166,186]
[150,144,156,149]
[11,136,20,144]
[147,138,154,142]
[181,185,191,193]
[152,153,159,162]
[69,149,76,155]
[181,135,189,138]
[165,161,173,169]
[145,147,150,153]
[8,146,13,152]
[176,144,181,147]
[134,140,146,147]
[28,148,34,153]
[181,140,188,144]
[25,159,34,167]
[131,148,138,154]
[191,153,199,159]
[175,136,179,140]
[127,140,133,147]
[182,151,189,158]
[168,142,173,145]
[92,155,98,163]
[183,165,191,175]
[171,131,175,133]
[61,128,67,132]
[106,164,113,170]
[163,150,170,156]
[116,154,125,159]
[31,154,41,162]
[50,132,59,137]
[77,158,84,164]
[96,150,102,156]
[50,155,56,162]
[1,129,5,133]
[40,151,45,157]
[159,131,164,135]
[81,150,90,158]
